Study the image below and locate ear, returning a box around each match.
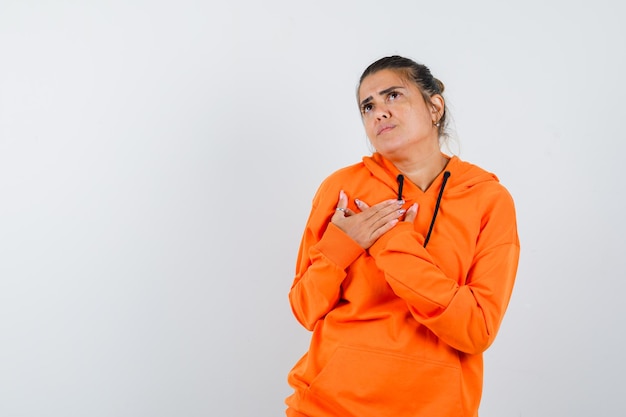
[429,94,445,122]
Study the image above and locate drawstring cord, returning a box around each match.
[424,171,450,248]
[396,171,450,248]
[396,174,404,201]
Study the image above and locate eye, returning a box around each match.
[387,91,400,101]
[361,103,373,114]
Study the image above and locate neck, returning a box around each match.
[390,146,449,192]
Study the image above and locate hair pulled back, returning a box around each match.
[358,55,449,139]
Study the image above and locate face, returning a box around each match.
[358,69,443,160]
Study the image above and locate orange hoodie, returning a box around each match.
[285,153,520,417]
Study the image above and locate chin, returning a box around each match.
[374,145,404,159]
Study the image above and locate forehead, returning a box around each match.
[358,69,410,100]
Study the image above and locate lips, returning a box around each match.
[377,124,395,136]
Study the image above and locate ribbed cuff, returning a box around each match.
[315,223,365,269]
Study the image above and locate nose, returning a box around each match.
[375,104,390,119]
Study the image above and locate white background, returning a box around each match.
[1,1,625,416]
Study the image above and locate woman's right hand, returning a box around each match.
[331,190,405,249]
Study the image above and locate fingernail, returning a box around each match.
[355,199,361,206]
[398,209,406,215]
[397,199,404,205]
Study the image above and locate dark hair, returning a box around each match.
[358,55,449,139]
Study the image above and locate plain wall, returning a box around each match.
[1,1,625,416]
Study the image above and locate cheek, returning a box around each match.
[363,119,377,138]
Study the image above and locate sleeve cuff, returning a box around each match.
[313,223,365,269]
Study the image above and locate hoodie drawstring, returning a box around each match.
[424,171,450,248]
[396,174,404,201]
[396,171,451,248]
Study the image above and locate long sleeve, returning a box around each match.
[288,204,365,331]
[368,189,520,354]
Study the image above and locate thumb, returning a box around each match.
[403,203,418,223]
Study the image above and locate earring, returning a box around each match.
[433,120,440,127]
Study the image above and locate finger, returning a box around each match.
[337,190,348,209]
[403,203,418,223]
[356,198,401,214]
[354,198,370,211]
[335,207,357,217]
[369,202,410,240]
[370,206,406,231]
[362,199,404,224]
[369,218,399,242]
[332,190,350,221]
[336,191,360,216]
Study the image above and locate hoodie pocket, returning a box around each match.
[306,345,464,417]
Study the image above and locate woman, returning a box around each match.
[285,55,520,417]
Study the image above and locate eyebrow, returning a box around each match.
[359,85,405,107]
